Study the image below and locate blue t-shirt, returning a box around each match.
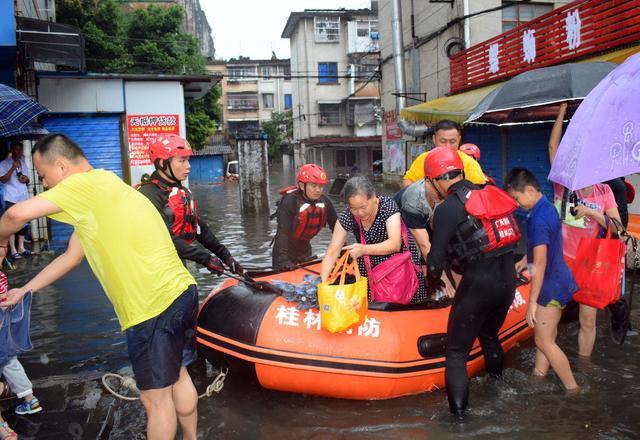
[527,195,578,306]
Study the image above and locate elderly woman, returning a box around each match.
[321,176,428,303]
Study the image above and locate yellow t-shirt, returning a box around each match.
[40,169,195,330]
[403,150,487,185]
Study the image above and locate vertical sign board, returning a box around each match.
[127,114,180,185]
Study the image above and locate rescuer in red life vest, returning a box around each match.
[272,164,338,271]
[424,146,518,418]
[138,134,245,276]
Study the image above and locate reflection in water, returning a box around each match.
[3,167,639,439]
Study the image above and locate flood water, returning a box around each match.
[2,166,639,439]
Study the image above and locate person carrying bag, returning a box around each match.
[317,253,368,333]
[572,220,626,309]
[356,218,419,304]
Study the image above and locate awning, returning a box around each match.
[16,16,85,71]
[400,83,501,125]
[400,44,640,125]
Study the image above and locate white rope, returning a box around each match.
[101,369,228,401]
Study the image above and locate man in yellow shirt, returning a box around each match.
[0,134,198,440]
[403,120,487,187]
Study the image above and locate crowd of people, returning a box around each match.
[0,106,634,437]
[277,113,632,418]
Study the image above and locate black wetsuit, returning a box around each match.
[605,177,628,228]
[426,179,516,415]
[272,191,337,270]
[138,171,232,266]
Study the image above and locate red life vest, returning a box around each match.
[449,185,521,267]
[141,179,200,244]
[274,186,327,241]
[293,199,327,241]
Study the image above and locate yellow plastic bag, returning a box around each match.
[317,254,368,333]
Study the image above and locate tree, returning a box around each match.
[262,111,293,158]
[185,85,222,150]
[56,1,218,149]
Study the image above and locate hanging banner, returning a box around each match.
[385,122,403,141]
[127,114,180,166]
[384,140,406,174]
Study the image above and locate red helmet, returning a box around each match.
[424,147,464,180]
[148,134,193,162]
[459,143,481,160]
[297,164,328,185]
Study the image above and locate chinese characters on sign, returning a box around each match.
[522,29,536,64]
[488,43,500,74]
[275,305,381,338]
[565,9,581,50]
[509,290,526,311]
[127,114,180,166]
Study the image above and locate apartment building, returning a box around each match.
[282,5,382,178]
[207,58,292,137]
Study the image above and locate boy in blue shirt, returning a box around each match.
[505,168,579,391]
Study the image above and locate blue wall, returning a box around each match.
[0,0,16,87]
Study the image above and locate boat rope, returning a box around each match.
[101,369,228,401]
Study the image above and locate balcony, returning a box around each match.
[227,93,259,111]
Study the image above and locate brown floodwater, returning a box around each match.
[2,166,639,439]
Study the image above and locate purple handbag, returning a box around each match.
[356,218,419,304]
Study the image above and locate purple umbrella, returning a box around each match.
[548,52,640,191]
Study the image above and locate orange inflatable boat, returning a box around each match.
[196,261,533,400]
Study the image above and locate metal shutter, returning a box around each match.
[505,125,553,200]
[42,115,123,251]
[464,125,503,186]
[189,155,224,184]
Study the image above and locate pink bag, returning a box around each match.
[356,219,419,304]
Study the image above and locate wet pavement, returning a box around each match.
[2,166,639,439]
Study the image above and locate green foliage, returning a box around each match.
[185,85,223,150]
[262,111,293,158]
[185,109,215,151]
[56,0,217,149]
[56,1,205,74]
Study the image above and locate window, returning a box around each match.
[228,120,260,134]
[315,16,340,42]
[262,93,274,109]
[227,66,258,81]
[283,65,291,80]
[284,94,292,109]
[261,66,271,79]
[318,62,338,84]
[502,2,552,32]
[318,103,341,126]
[356,20,378,37]
[346,100,377,126]
[354,62,379,81]
[227,93,259,110]
[336,149,357,168]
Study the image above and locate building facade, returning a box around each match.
[282,6,382,178]
[378,0,572,182]
[207,58,293,137]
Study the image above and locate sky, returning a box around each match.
[201,0,372,61]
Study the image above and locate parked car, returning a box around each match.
[226,160,239,181]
